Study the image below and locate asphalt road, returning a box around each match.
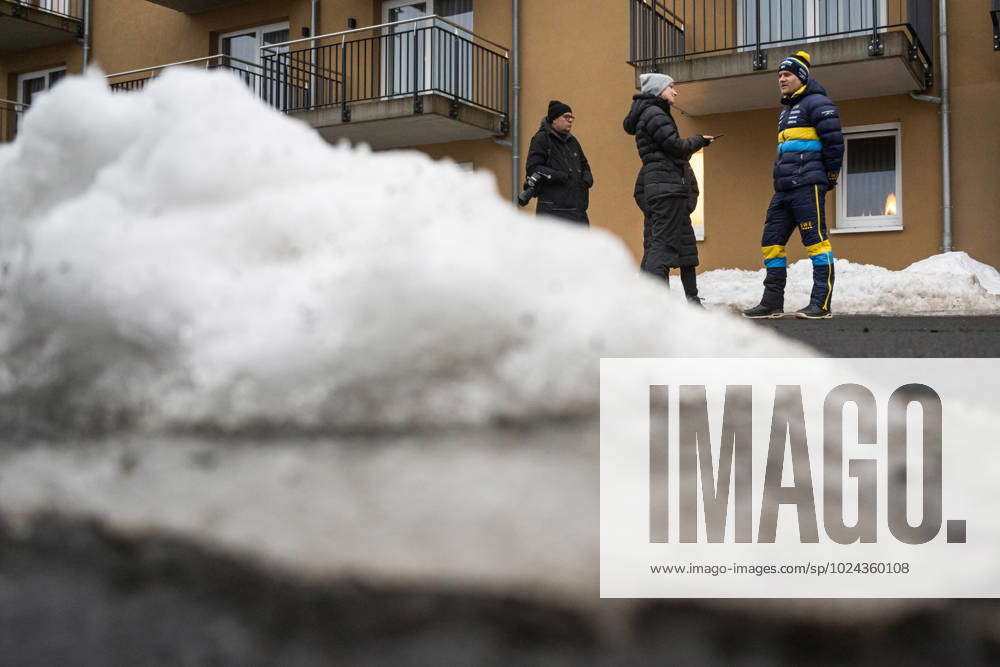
[747,316,1000,357]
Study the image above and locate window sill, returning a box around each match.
[830,225,904,234]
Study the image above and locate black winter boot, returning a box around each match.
[742,303,784,318]
[686,295,705,308]
[795,303,833,319]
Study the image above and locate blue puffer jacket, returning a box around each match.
[773,78,844,193]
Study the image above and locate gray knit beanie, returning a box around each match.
[639,72,674,96]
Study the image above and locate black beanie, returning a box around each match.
[546,100,572,123]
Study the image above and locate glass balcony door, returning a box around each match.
[381,0,474,100]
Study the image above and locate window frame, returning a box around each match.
[219,21,291,68]
[690,148,705,241]
[833,121,902,233]
[16,66,66,133]
[17,66,67,106]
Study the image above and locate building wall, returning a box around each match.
[3,0,998,271]
[948,0,1000,266]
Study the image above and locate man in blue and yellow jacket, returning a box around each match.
[743,51,844,320]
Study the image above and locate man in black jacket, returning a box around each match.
[743,51,844,320]
[525,100,594,224]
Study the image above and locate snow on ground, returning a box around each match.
[0,69,815,437]
[696,253,1000,315]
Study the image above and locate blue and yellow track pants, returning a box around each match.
[759,184,834,310]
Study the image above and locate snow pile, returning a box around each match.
[904,252,1000,295]
[698,254,1000,314]
[0,69,808,436]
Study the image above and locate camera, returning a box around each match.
[517,171,552,207]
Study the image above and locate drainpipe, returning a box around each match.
[938,0,952,253]
[511,0,520,205]
[908,0,950,253]
[82,0,91,73]
[310,0,319,109]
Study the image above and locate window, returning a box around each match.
[690,149,705,241]
[220,22,289,68]
[16,66,66,132]
[220,23,290,104]
[834,123,901,232]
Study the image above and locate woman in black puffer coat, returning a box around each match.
[623,72,715,304]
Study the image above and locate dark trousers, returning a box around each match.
[639,196,698,292]
[536,205,589,225]
[759,184,834,309]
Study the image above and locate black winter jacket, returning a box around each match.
[622,94,708,206]
[773,79,844,192]
[525,118,593,222]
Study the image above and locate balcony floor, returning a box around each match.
[291,93,506,150]
[142,0,252,13]
[0,2,81,52]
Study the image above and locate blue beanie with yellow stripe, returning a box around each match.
[777,51,811,84]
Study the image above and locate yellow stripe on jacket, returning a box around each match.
[777,127,820,143]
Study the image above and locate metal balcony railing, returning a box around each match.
[629,0,933,75]
[991,0,999,51]
[106,55,310,111]
[4,0,84,21]
[261,15,510,122]
[0,98,28,143]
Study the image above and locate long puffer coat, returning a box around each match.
[773,78,844,192]
[623,93,708,268]
[525,118,593,223]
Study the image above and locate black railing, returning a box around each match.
[991,0,999,51]
[0,98,28,143]
[262,18,509,119]
[5,0,84,21]
[107,55,310,111]
[629,0,932,78]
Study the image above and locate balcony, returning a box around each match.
[628,0,934,116]
[143,0,253,13]
[261,16,510,149]
[105,54,308,110]
[1,98,28,142]
[0,0,83,52]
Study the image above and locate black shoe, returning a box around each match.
[686,295,705,308]
[742,303,784,319]
[795,304,833,319]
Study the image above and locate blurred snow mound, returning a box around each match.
[0,69,804,436]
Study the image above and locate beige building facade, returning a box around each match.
[2,0,998,271]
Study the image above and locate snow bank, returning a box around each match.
[0,69,808,436]
[698,254,1000,314]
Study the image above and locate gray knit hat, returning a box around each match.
[639,72,674,96]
